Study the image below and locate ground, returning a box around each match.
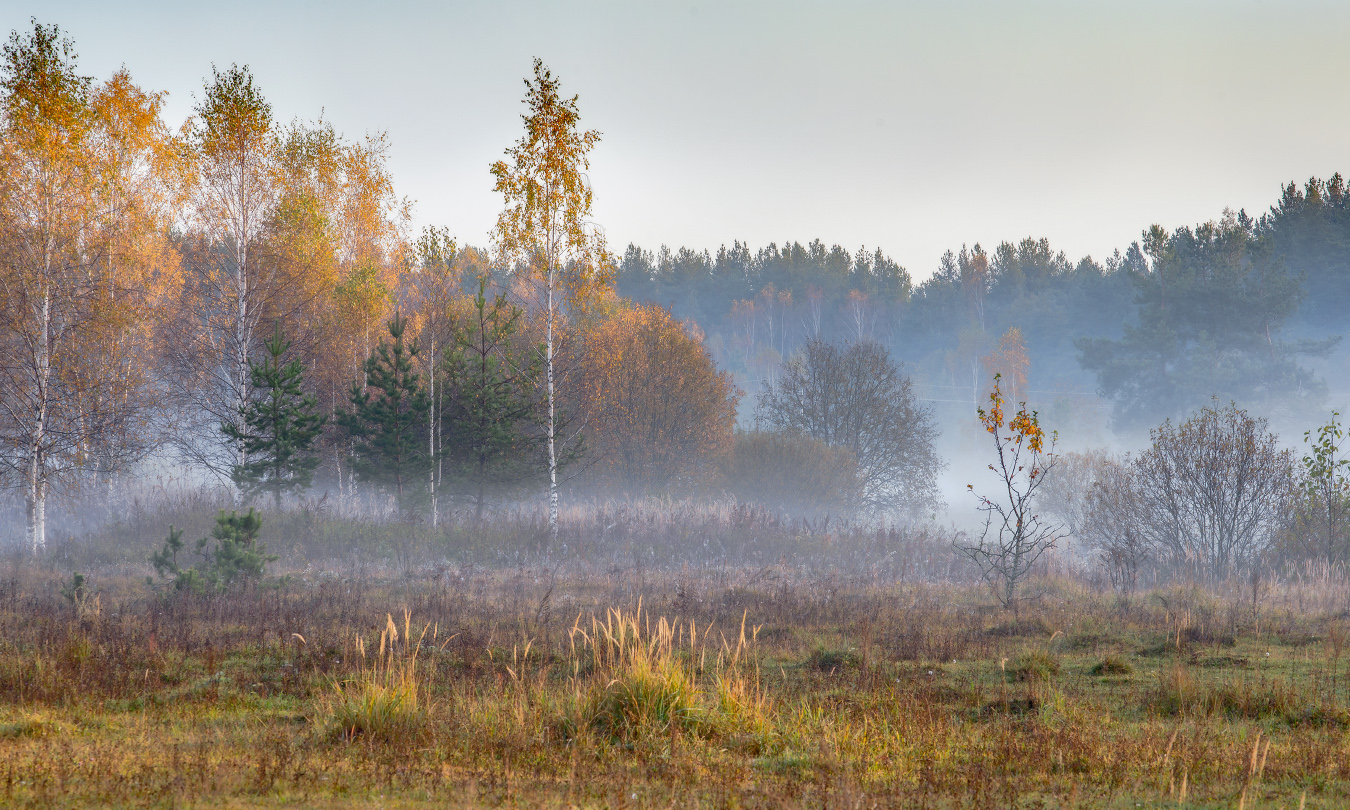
[2,560,1349,808]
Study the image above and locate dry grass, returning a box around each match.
[8,521,1350,806]
[320,610,430,743]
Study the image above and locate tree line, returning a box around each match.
[0,23,946,553]
[620,184,1350,431]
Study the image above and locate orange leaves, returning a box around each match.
[578,304,740,491]
[980,374,1046,453]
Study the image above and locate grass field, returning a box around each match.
[4,533,1350,809]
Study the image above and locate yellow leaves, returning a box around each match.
[981,374,1045,453]
[491,59,612,310]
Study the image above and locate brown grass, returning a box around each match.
[5,514,1350,806]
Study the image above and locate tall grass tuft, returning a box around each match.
[321,610,429,743]
[568,602,772,745]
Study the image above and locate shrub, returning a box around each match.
[807,646,860,673]
[1090,655,1132,676]
[1011,650,1060,682]
[150,509,276,593]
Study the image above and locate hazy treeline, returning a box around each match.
[7,19,1350,597]
[620,178,1350,428]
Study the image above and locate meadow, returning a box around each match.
[3,499,1350,809]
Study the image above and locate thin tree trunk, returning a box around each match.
[429,337,437,528]
[27,290,51,555]
[546,264,559,546]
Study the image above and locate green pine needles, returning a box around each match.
[441,277,547,519]
[150,509,276,593]
[340,313,431,517]
[223,324,327,510]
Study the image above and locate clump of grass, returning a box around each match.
[321,610,429,744]
[986,617,1053,638]
[0,715,57,740]
[1151,666,1326,725]
[571,604,772,746]
[1011,649,1060,682]
[807,646,859,673]
[1090,655,1132,676]
[575,606,701,742]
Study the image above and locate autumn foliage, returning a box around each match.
[578,305,740,492]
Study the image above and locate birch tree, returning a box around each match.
[166,65,278,477]
[490,58,612,543]
[401,227,464,526]
[0,22,96,552]
[80,68,181,498]
[0,24,180,551]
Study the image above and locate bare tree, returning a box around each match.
[1038,449,1110,540]
[1130,402,1294,582]
[1080,456,1153,597]
[756,339,942,516]
[958,375,1060,612]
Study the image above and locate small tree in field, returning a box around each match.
[222,323,326,510]
[959,374,1061,613]
[150,509,275,594]
[1299,411,1350,563]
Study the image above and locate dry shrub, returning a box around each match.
[1011,649,1060,682]
[1089,655,1132,676]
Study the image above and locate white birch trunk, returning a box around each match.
[27,290,51,554]
[428,337,437,528]
[546,263,559,544]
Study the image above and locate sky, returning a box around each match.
[9,0,1350,279]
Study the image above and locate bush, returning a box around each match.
[807,646,860,673]
[1011,650,1060,682]
[150,509,277,593]
[722,431,861,515]
[1089,655,1132,676]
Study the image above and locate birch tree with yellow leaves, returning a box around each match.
[166,64,279,477]
[0,22,176,551]
[491,58,612,542]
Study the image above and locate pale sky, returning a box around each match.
[10,0,1350,279]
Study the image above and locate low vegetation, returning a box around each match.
[5,526,1350,808]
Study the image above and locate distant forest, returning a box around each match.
[618,176,1350,432]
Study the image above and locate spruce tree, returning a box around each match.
[441,277,547,519]
[339,313,430,517]
[222,324,327,510]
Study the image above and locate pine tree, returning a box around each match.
[339,313,430,517]
[149,509,275,593]
[222,324,327,510]
[441,277,547,520]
